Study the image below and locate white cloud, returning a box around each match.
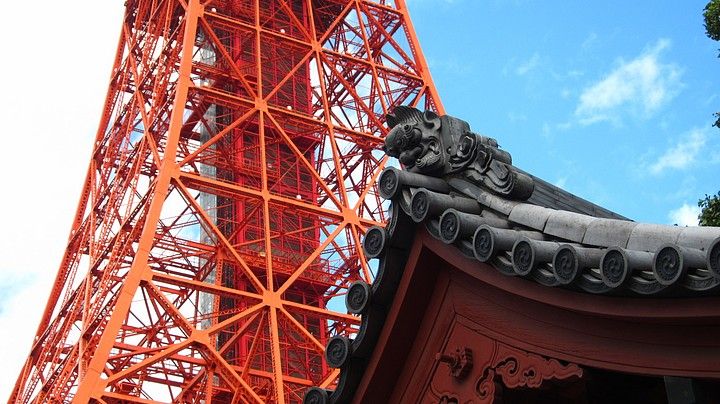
[556,121,573,131]
[426,56,473,76]
[581,32,599,51]
[575,39,682,125]
[668,203,700,226]
[515,53,540,76]
[541,121,571,138]
[0,1,124,399]
[648,128,707,175]
[407,0,457,5]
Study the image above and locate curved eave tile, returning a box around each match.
[304,202,416,404]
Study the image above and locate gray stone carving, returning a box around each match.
[384,106,534,200]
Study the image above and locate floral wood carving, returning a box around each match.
[425,323,583,404]
[474,343,583,403]
[436,347,474,379]
[438,394,459,404]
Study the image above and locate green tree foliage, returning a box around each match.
[705,0,720,41]
[706,1,720,127]
[698,192,720,226]
[700,3,720,227]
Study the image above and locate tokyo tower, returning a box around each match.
[10,0,441,402]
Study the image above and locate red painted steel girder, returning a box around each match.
[10,0,442,402]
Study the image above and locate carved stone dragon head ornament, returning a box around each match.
[384,107,444,172]
[383,106,535,201]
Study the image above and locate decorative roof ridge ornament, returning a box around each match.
[384,106,534,200]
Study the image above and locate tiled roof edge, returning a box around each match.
[303,203,417,404]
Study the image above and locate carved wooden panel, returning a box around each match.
[423,317,582,403]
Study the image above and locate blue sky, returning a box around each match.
[0,0,718,399]
[407,0,720,225]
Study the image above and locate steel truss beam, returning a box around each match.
[11,0,441,402]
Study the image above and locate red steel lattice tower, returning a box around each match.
[11,0,442,402]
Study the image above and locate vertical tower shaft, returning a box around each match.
[11,0,442,402]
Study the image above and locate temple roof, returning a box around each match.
[523,170,627,220]
[304,107,720,403]
[380,167,720,296]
